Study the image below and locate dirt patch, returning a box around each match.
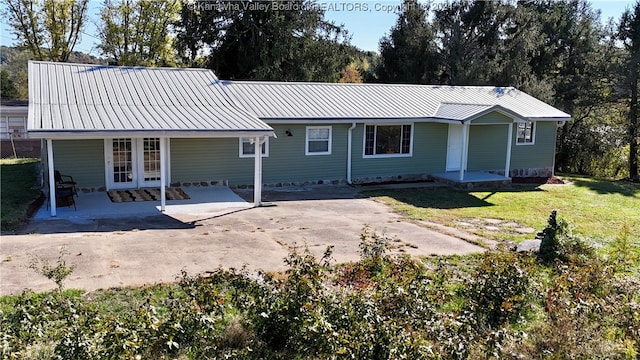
[453,218,536,236]
[511,176,566,185]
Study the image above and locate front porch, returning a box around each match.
[33,186,252,223]
[432,171,512,188]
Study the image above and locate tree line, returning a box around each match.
[1,0,638,180]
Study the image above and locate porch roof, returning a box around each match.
[27,61,274,139]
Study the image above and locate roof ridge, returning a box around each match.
[29,60,214,72]
[223,80,514,90]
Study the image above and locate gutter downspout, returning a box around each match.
[347,122,356,184]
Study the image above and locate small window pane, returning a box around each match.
[308,141,329,153]
[375,125,401,154]
[365,126,375,155]
[308,128,329,140]
[242,141,256,155]
[240,138,267,157]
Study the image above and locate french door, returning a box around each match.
[106,138,163,189]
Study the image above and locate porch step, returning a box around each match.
[432,171,512,189]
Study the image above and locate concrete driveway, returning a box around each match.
[0,185,484,295]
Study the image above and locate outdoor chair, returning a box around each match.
[46,184,76,210]
[54,170,77,196]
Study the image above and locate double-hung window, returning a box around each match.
[306,126,332,155]
[239,137,269,158]
[516,121,535,144]
[364,124,412,157]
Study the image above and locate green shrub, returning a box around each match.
[1,226,637,359]
[465,250,535,329]
[539,210,596,265]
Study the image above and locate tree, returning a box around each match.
[618,1,640,181]
[338,63,363,83]
[174,0,356,81]
[377,0,439,84]
[432,0,509,86]
[2,0,89,62]
[98,0,180,66]
[0,69,19,99]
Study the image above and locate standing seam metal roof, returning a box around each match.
[221,81,571,121]
[27,61,274,137]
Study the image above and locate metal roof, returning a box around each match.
[28,61,274,138]
[221,81,571,122]
[433,103,494,120]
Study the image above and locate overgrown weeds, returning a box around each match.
[1,216,638,359]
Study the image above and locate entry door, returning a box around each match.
[137,138,161,187]
[106,138,161,189]
[446,124,463,171]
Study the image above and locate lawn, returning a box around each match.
[366,175,640,244]
[0,158,42,232]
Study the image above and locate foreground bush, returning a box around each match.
[1,220,638,359]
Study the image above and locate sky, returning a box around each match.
[0,0,637,56]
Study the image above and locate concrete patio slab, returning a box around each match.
[33,186,252,222]
[1,184,486,295]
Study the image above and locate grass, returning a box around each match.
[0,158,42,232]
[366,175,640,244]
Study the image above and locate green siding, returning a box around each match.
[170,124,349,185]
[46,120,558,188]
[264,124,348,183]
[351,123,448,179]
[170,138,252,184]
[471,112,513,124]
[467,125,508,171]
[53,139,105,187]
[510,121,556,169]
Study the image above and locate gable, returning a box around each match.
[470,111,514,124]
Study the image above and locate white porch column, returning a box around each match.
[46,139,57,217]
[253,136,263,207]
[459,123,470,181]
[505,123,513,178]
[160,137,167,211]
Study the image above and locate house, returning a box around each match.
[27,61,571,216]
[1,100,41,158]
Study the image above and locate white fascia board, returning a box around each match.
[27,130,276,139]
[0,107,29,114]
[262,117,457,124]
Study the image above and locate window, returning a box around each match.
[239,137,269,158]
[364,124,412,157]
[516,121,535,144]
[306,126,332,155]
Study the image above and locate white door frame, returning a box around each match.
[104,138,168,190]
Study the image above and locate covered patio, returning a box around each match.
[27,61,275,218]
[32,186,252,223]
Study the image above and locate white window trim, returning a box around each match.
[239,137,269,158]
[516,121,536,145]
[305,126,332,156]
[362,123,414,158]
